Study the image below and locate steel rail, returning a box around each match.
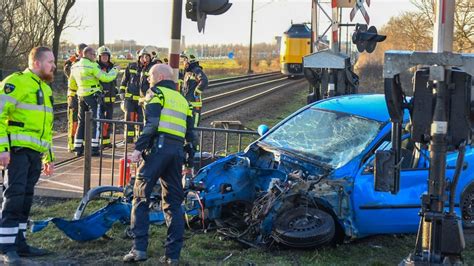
[53,72,282,117]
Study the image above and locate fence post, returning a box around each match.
[83,111,92,196]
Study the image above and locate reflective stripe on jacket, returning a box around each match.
[149,86,193,138]
[69,58,118,97]
[0,69,55,162]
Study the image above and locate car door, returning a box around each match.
[351,136,431,237]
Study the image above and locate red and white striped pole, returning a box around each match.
[311,0,318,52]
[169,0,183,86]
[330,0,339,53]
[433,0,454,53]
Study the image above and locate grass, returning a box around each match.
[29,82,474,265]
[28,199,474,264]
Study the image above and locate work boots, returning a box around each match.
[18,245,49,257]
[123,249,147,262]
[3,251,21,265]
[159,255,179,265]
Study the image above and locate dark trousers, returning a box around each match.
[74,94,103,152]
[131,141,184,260]
[67,95,78,151]
[0,148,42,253]
[102,101,114,145]
[124,98,143,141]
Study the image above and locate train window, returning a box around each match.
[287,24,310,34]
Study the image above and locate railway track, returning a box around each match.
[51,73,302,167]
[53,71,281,117]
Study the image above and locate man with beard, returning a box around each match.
[64,43,87,152]
[0,46,56,263]
[96,46,117,147]
[69,47,118,156]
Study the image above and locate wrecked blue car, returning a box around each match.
[184,94,474,248]
[33,94,474,248]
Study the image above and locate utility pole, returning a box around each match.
[98,0,104,46]
[169,0,183,84]
[247,0,254,74]
[310,0,318,53]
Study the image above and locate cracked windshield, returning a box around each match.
[261,108,382,168]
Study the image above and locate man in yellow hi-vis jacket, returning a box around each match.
[69,47,118,156]
[0,46,56,263]
[123,64,194,264]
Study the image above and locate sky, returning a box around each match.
[63,0,418,47]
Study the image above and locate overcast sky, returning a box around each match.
[63,0,418,47]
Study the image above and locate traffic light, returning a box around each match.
[185,0,232,33]
[351,24,386,53]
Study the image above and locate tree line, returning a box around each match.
[0,0,77,79]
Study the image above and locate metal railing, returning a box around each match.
[82,111,259,195]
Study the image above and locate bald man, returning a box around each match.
[123,64,195,263]
[69,47,118,156]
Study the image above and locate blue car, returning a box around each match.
[187,94,474,248]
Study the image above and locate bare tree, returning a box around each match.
[410,0,474,52]
[0,0,54,79]
[39,0,77,68]
[0,0,22,78]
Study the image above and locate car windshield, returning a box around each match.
[260,107,382,169]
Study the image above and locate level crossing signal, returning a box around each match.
[351,24,386,53]
[185,0,232,33]
[350,0,370,24]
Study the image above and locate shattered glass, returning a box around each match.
[261,108,382,168]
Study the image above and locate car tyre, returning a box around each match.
[272,206,335,248]
[461,183,474,228]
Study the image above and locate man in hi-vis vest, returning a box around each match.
[123,64,194,264]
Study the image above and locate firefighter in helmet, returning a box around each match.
[97,46,117,147]
[179,53,208,127]
[119,48,156,143]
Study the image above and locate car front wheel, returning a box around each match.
[461,183,474,228]
[272,206,335,248]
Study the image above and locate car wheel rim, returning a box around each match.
[462,189,474,225]
[287,213,323,232]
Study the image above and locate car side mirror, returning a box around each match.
[257,124,269,136]
[374,150,400,194]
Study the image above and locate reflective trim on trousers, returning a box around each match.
[190,101,202,108]
[92,138,100,147]
[0,236,16,244]
[0,227,18,235]
[10,134,51,150]
[161,108,187,121]
[74,139,84,148]
[18,223,27,230]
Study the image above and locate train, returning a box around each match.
[280,23,311,76]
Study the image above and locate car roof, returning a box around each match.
[312,94,392,122]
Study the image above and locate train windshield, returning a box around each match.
[260,108,382,169]
[286,24,310,34]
